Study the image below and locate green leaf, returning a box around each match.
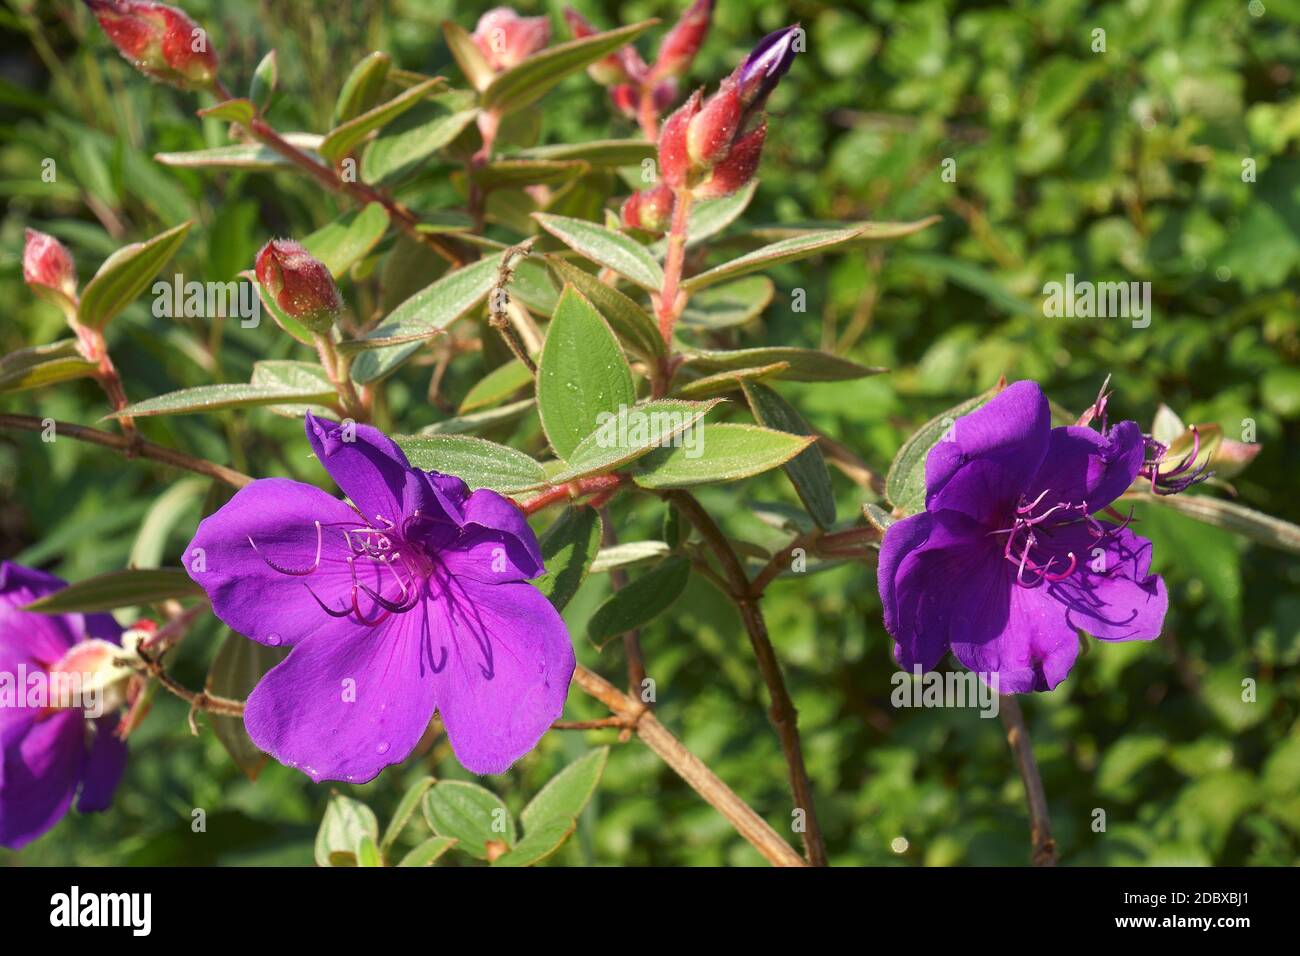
[679,276,774,330]
[78,221,193,329]
[198,98,255,125]
[482,20,658,116]
[521,747,609,831]
[394,434,547,493]
[590,541,673,573]
[633,424,816,489]
[396,836,458,867]
[1135,493,1300,556]
[537,285,636,459]
[885,386,999,516]
[544,256,664,359]
[206,632,285,780]
[460,359,534,412]
[351,252,506,383]
[743,383,836,529]
[23,568,203,613]
[154,134,324,170]
[548,399,719,482]
[381,777,435,854]
[534,506,603,611]
[420,398,535,436]
[315,794,379,867]
[490,817,577,867]
[0,340,95,393]
[422,781,515,860]
[361,97,479,185]
[534,214,664,291]
[517,139,654,167]
[112,378,338,419]
[302,203,391,278]
[673,363,788,399]
[442,20,496,92]
[249,51,277,111]
[652,180,759,257]
[587,557,691,644]
[680,347,884,382]
[682,218,938,292]
[319,77,443,163]
[334,51,392,125]
[472,159,590,190]
[356,835,383,866]
[249,360,337,418]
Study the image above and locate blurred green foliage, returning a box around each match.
[2,0,1298,866]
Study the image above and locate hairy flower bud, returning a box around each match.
[652,0,713,80]
[657,89,702,188]
[255,239,342,333]
[84,0,219,90]
[471,7,550,72]
[693,120,766,199]
[22,229,78,304]
[564,8,626,85]
[686,81,741,168]
[621,184,676,232]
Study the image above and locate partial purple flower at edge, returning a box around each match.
[0,562,127,850]
[877,381,1169,694]
[184,414,575,782]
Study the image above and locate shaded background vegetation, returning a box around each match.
[2,0,1298,865]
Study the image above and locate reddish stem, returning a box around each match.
[517,474,625,515]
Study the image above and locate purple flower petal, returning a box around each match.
[431,575,575,775]
[0,710,83,849]
[243,602,438,783]
[876,511,932,638]
[1038,522,1167,641]
[949,583,1080,694]
[76,716,127,813]
[305,413,439,528]
[438,489,545,584]
[1027,421,1145,514]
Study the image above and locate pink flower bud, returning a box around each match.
[85,0,219,90]
[609,83,639,119]
[564,8,626,85]
[693,120,766,199]
[686,81,741,168]
[657,89,702,188]
[651,77,678,111]
[23,229,77,302]
[255,239,342,332]
[621,184,675,232]
[652,0,713,79]
[471,7,550,72]
[1211,438,1261,479]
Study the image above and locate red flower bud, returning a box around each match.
[564,8,626,85]
[620,184,675,233]
[693,120,766,199]
[686,81,741,168]
[657,89,702,188]
[652,0,713,80]
[85,0,219,90]
[471,7,550,72]
[609,83,639,119]
[255,239,342,332]
[23,229,78,303]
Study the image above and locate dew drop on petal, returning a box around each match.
[376,741,390,755]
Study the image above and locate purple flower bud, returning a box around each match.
[255,239,342,333]
[733,24,799,112]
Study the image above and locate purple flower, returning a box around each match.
[0,562,128,849]
[877,381,1168,694]
[734,24,800,112]
[185,414,575,782]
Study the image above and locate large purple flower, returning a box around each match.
[0,562,128,849]
[185,414,575,782]
[878,381,1168,693]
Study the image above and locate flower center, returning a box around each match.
[991,490,1091,588]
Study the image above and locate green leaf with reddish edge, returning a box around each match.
[333,51,392,125]
[396,836,458,867]
[681,217,940,292]
[743,382,837,529]
[548,398,720,483]
[351,252,506,384]
[394,434,547,494]
[198,98,255,125]
[680,347,884,383]
[537,285,636,460]
[520,747,610,831]
[587,556,691,645]
[155,133,323,171]
[111,379,338,419]
[381,777,435,854]
[302,203,390,278]
[632,424,816,489]
[319,77,443,163]
[482,20,658,116]
[884,386,1001,516]
[1134,493,1300,555]
[544,256,664,359]
[422,781,516,860]
[206,631,286,780]
[250,361,337,418]
[459,359,534,413]
[534,506,603,612]
[316,794,379,867]
[23,568,203,613]
[679,276,774,330]
[517,139,654,167]
[673,363,788,399]
[78,221,192,329]
[534,213,664,291]
[442,20,495,92]
[0,340,95,393]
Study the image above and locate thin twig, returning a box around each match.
[487,239,539,374]
[999,694,1057,866]
[599,506,648,696]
